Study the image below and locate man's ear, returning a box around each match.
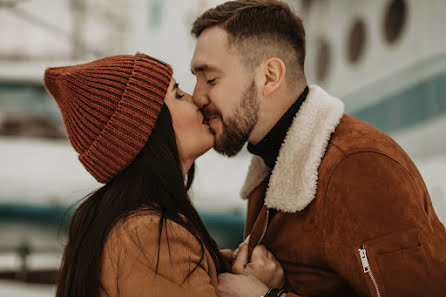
[262,57,286,97]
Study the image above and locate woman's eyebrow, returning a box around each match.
[174,82,179,90]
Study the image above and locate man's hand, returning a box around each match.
[232,243,285,288]
[217,273,269,297]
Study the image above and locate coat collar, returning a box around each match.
[240,85,345,213]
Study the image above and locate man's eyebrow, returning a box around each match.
[190,64,221,75]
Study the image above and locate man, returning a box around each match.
[191,1,446,297]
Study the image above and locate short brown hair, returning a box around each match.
[192,0,306,80]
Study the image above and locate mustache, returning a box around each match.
[201,107,221,118]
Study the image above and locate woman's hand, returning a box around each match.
[231,243,285,289]
[220,249,236,272]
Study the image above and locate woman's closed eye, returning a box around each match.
[174,82,185,99]
[207,78,216,85]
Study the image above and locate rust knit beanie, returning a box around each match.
[44,53,173,183]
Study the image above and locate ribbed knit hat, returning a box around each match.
[44,53,173,183]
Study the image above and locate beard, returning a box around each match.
[214,80,259,157]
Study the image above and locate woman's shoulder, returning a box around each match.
[110,209,197,243]
[112,208,163,233]
[104,209,210,265]
[106,209,197,250]
[103,209,216,286]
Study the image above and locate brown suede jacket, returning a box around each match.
[241,86,446,297]
[100,212,218,297]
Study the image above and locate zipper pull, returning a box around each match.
[358,247,371,273]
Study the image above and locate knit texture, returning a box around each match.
[44,53,173,183]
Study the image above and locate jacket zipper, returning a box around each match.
[358,246,381,297]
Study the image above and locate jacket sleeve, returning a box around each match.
[102,214,218,297]
[323,151,446,297]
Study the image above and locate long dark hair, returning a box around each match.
[56,105,225,297]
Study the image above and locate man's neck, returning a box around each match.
[249,83,307,145]
[247,86,309,170]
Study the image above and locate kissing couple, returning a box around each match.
[45,1,446,297]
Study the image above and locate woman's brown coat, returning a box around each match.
[100,212,218,297]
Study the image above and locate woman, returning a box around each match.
[44,53,283,297]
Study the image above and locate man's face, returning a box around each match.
[191,26,259,156]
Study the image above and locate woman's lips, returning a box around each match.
[201,116,214,134]
[205,117,218,135]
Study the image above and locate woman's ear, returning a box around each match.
[262,57,286,97]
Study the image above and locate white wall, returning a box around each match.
[295,0,446,106]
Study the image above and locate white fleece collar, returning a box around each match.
[240,85,345,213]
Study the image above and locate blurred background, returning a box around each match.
[0,0,445,295]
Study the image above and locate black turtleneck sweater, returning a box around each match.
[247,86,309,171]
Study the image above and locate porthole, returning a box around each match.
[383,0,407,44]
[347,19,367,64]
[315,39,331,83]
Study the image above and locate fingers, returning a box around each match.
[217,272,231,283]
[232,243,248,274]
[250,245,267,263]
[233,244,242,259]
[276,265,286,288]
[266,249,274,260]
[233,236,249,258]
[220,249,235,260]
[229,243,287,289]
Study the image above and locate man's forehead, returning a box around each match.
[191,28,238,73]
[192,27,232,56]
[197,26,230,45]
[191,45,225,74]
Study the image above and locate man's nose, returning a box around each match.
[192,87,209,109]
